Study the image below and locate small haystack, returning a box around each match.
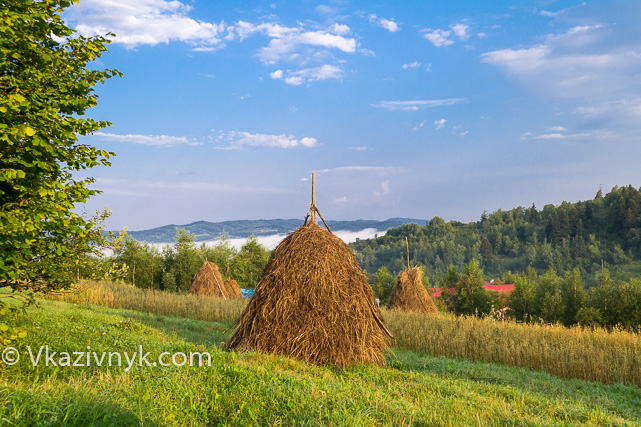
[189,261,242,299]
[223,278,243,299]
[387,238,439,314]
[387,267,439,314]
[226,173,393,367]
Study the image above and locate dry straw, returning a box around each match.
[388,267,439,315]
[226,173,393,367]
[189,261,242,300]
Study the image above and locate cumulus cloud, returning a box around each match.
[402,61,428,70]
[423,29,453,47]
[216,131,318,149]
[329,23,351,35]
[550,126,568,131]
[66,0,226,49]
[350,146,369,151]
[372,98,466,111]
[368,14,400,32]
[450,23,470,40]
[94,132,202,147]
[434,119,447,130]
[269,69,284,79]
[272,64,343,86]
[245,23,357,64]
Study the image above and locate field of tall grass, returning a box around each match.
[47,280,641,387]
[45,280,245,323]
[4,297,640,425]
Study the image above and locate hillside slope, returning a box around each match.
[2,298,640,425]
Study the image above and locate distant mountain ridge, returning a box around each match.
[126,218,426,243]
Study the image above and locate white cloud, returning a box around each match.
[481,25,641,102]
[423,29,454,47]
[379,18,400,33]
[94,132,202,147]
[434,119,447,130]
[368,14,400,32]
[270,69,284,79]
[276,65,343,86]
[450,23,470,40]
[372,98,466,111]
[402,61,422,70]
[329,23,351,35]
[350,146,369,151]
[254,26,357,64]
[217,131,318,149]
[67,0,226,50]
[550,126,568,131]
[522,131,595,140]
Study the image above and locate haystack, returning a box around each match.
[223,278,243,299]
[189,261,242,299]
[387,267,439,314]
[226,174,393,367]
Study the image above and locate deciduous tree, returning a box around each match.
[1,0,121,302]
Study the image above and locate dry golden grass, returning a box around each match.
[383,309,641,387]
[45,280,245,323]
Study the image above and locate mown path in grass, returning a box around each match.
[1,299,640,426]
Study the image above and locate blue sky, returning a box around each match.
[66,0,641,231]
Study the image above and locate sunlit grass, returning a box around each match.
[47,281,641,387]
[2,298,640,425]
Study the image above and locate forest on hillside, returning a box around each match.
[350,185,641,286]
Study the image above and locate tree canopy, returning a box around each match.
[0,0,121,301]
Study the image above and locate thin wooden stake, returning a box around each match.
[406,236,410,270]
[310,172,316,223]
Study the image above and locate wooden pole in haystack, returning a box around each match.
[406,236,410,270]
[310,171,316,223]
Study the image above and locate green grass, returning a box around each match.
[2,298,641,426]
[48,281,641,387]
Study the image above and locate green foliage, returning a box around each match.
[454,259,493,316]
[0,305,26,349]
[371,266,394,305]
[0,0,121,301]
[232,235,270,288]
[111,229,271,292]
[351,185,641,284]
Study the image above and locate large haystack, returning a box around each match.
[387,267,439,315]
[189,261,242,299]
[226,174,393,367]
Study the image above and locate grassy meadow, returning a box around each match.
[0,281,639,425]
[1,294,640,426]
[47,281,641,387]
